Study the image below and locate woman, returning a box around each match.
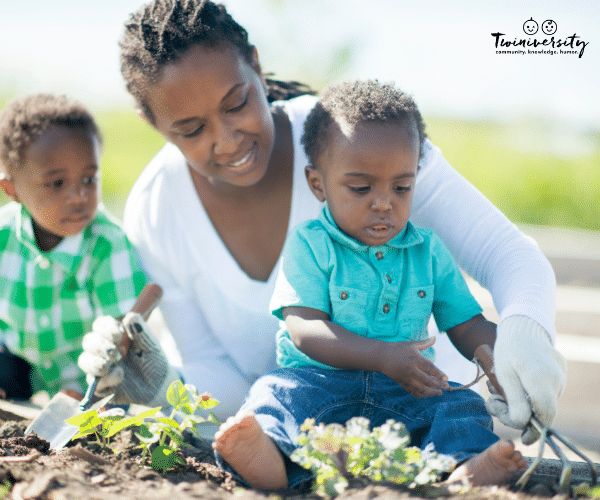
[78,0,565,445]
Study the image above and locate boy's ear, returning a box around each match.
[305,165,326,202]
[0,173,17,200]
[135,107,152,124]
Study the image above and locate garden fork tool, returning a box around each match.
[473,344,597,493]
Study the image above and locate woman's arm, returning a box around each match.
[411,140,556,338]
[412,140,565,442]
[282,306,450,398]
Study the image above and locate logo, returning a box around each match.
[492,18,588,58]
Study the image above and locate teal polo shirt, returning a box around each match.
[270,206,482,370]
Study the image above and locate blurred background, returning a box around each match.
[1,0,599,459]
[0,0,598,227]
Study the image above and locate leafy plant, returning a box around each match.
[65,381,220,473]
[65,395,155,448]
[134,380,220,472]
[291,417,456,498]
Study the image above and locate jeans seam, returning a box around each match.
[312,399,371,422]
[363,371,372,421]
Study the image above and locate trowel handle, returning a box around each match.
[80,283,163,411]
[473,344,507,401]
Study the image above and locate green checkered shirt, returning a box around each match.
[0,202,147,396]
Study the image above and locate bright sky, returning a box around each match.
[0,0,598,128]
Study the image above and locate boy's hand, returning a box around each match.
[380,337,450,398]
[78,313,181,407]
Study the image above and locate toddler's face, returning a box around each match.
[11,125,100,250]
[308,121,419,247]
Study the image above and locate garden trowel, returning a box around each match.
[25,283,163,449]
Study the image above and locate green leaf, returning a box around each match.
[166,380,190,408]
[207,413,220,425]
[198,397,220,410]
[151,445,181,472]
[65,409,99,427]
[156,417,180,429]
[71,426,100,441]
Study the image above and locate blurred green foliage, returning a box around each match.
[0,97,598,231]
[94,108,165,217]
[426,117,600,231]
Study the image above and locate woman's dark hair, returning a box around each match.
[119,0,315,122]
[301,80,427,169]
[0,94,100,173]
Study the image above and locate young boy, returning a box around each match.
[0,94,147,400]
[212,80,527,490]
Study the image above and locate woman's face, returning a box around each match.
[144,44,275,189]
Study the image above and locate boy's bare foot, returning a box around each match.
[445,440,527,486]
[212,410,288,490]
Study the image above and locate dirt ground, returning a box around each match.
[0,407,591,500]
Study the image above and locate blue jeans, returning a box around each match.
[215,367,497,488]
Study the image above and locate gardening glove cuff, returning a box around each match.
[490,315,566,445]
[78,313,181,408]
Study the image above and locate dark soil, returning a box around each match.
[0,410,584,500]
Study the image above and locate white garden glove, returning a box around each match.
[78,312,181,408]
[486,315,567,445]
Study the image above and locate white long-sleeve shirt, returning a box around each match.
[124,95,555,418]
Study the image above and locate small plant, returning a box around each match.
[291,417,456,498]
[135,380,220,472]
[66,395,159,448]
[65,381,220,473]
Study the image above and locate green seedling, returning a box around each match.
[65,381,219,473]
[64,395,140,448]
[291,417,456,498]
[134,380,220,472]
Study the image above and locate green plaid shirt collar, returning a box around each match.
[16,204,105,289]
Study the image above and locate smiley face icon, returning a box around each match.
[523,18,539,35]
[542,20,557,35]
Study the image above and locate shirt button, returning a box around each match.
[39,258,50,269]
[376,251,384,260]
[383,304,390,314]
[386,274,392,283]
[340,291,349,300]
[418,290,426,298]
[39,315,50,327]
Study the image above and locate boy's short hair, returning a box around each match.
[301,80,427,169]
[0,94,101,173]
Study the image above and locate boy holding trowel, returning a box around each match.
[0,93,147,400]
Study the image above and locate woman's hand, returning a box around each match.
[491,315,567,444]
[379,337,450,398]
